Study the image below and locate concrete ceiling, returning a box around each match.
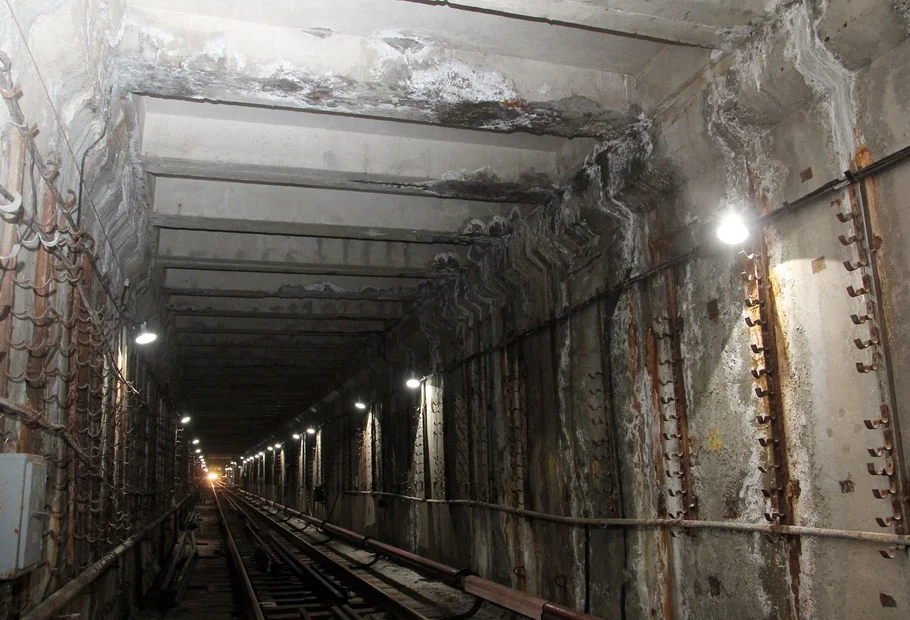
[121,0,778,456]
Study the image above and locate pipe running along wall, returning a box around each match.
[233,488,599,620]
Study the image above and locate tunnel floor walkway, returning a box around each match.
[136,491,240,619]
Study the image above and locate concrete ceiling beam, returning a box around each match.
[174,333,372,349]
[173,327,377,338]
[182,362,342,372]
[118,3,640,135]
[152,177,524,244]
[179,351,357,363]
[404,0,767,48]
[167,296,408,321]
[140,97,564,201]
[182,372,338,381]
[155,229,468,278]
[164,269,428,299]
[173,315,389,334]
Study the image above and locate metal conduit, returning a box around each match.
[21,494,191,620]
[340,490,910,546]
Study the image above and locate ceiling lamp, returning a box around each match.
[292,433,301,440]
[180,416,191,425]
[135,322,157,345]
[306,428,316,435]
[406,377,421,389]
[354,401,367,410]
[717,212,749,245]
[192,439,199,445]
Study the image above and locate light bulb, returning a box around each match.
[180,416,191,425]
[406,378,420,389]
[292,433,301,440]
[135,322,157,345]
[717,213,749,245]
[306,428,316,435]
[355,401,367,410]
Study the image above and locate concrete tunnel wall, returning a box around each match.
[247,4,910,619]
[0,1,190,617]
[2,0,910,619]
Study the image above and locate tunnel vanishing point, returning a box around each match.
[1,1,910,619]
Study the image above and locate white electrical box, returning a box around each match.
[0,454,47,579]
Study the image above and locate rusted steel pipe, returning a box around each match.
[364,538,465,585]
[341,490,910,547]
[542,601,602,620]
[235,489,598,618]
[463,576,550,618]
[321,521,368,544]
[21,494,191,620]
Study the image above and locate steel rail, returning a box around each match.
[212,484,266,620]
[234,488,600,620]
[21,494,191,620]
[227,486,431,620]
[227,494,355,616]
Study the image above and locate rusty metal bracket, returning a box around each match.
[651,272,698,520]
[742,244,794,528]
[837,173,909,546]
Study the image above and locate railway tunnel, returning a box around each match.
[1,1,910,618]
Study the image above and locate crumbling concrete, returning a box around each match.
[309,2,910,619]
[4,0,910,618]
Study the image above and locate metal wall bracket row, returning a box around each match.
[741,241,794,530]
[836,177,910,557]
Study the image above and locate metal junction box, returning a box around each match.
[0,454,47,579]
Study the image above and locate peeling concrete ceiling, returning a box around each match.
[110,0,781,455]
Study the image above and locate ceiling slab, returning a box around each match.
[156,229,468,278]
[152,177,527,244]
[139,97,564,201]
[118,3,643,135]
[168,296,408,322]
[164,269,427,299]
[400,0,769,47]
[116,0,781,456]
[174,333,374,349]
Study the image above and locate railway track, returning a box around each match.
[213,485,480,620]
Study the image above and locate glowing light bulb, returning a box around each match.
[355,401,367,410]
[306,428,316,435]
[717,212,749,245]
[135,322,157,345]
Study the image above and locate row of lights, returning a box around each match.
[237,376,423,466]
[133,215,747,350]
[352,375,421,411]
